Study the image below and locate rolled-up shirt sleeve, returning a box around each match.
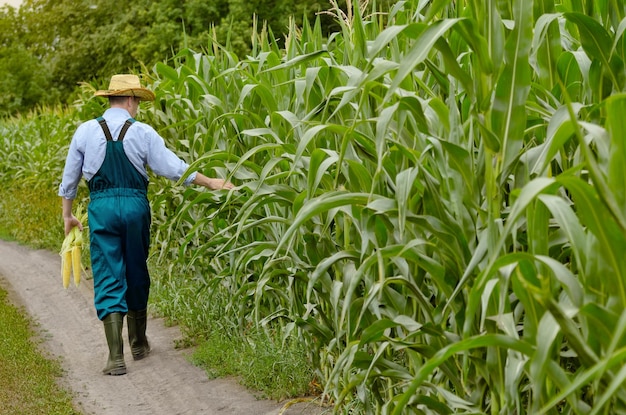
[58,131,85,199]
[142,125,197,185]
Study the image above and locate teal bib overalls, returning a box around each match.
[88,118,151,321]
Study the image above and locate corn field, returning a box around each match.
[2,0,626,413]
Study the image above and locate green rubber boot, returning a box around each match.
[127,309,151,361]
[102,313,127,375]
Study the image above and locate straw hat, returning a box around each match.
[94,74,155,101]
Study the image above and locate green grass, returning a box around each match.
[148,261,316,401]
[0,286,81,415]
[0,183,66,251]
[191,328,315,401]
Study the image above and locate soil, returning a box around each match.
[0,240,327,415]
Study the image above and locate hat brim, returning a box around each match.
[94,88,155,101]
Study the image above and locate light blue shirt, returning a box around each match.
[58,108,197,199]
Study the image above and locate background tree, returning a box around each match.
[0,5,51,114]
[0,0,392,115]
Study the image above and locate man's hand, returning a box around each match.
[208,178,234,190]
[192,173,234,190]
[64,215,84,236]
[62,198,84,236]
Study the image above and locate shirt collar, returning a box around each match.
[103,107,133,120]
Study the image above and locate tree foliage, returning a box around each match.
[0,0,375,116]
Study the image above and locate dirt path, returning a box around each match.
[0,240,325,415]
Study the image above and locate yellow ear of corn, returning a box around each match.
[62,249,72,289]
[60,202,89,289]
[72,245,81,286]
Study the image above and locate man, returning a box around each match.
[58,74,233,375]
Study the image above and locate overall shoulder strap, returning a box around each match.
[96,117,113,141]
[96,117,136,142]
[117,118,136,142]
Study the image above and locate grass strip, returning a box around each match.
[0,284,80,415]
[191,328,316,401]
